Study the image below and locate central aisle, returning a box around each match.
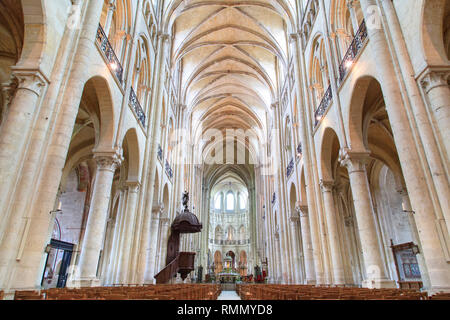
[217,291,241,300]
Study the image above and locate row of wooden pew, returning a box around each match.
[236,284,449,300]
[10,284,221,300]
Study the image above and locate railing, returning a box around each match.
[314,85,332,127]
[339,20,368,83]
[157,144,163,162]
[271,192,276,204]
[154,252,195,284]
[96,24,124,84]
[286,158,294,178]
[129,87,146,128]
[165,159,173,179]
[297,143,303,158]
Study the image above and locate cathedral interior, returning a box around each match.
[0,0,449,301]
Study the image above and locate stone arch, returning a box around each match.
[121,128,140,182]
[83,76,116,151]
[347,75,375,152]
[319,126,342,181]
[299,166,308,204]
[422,0,450,64]
[289,183,297,215]
[15,0,46,69]
[152,166,160,207]
[162,183,170,211]
[348,76,403,181]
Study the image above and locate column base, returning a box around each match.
[362,278,397,289]
[67,277,101,288]
[304,279,316,285]
[427,286,450,295]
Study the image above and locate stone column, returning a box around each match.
[0,80,15,125]
[360,0,450,294]
[420,69,450,178]
[144,204,163,283]
[297,205,316,284]
[339,149,395,288]
[77,152,122,286]
[117,181,140,284]
[0,71,46,237]
[320,180,345,285]
[103,0,116,36]
[157,217,170,272]
[289,213,302,284]
[274,231,282,283]
[347,0,360,34]
[398,189,431,289]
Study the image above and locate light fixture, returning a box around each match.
[412,244,420,255]
[345,60,353,68]
[110,62,118,70]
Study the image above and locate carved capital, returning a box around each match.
[270,101,279,109]
[158,32,170,42]
[420,69,450,93]
[125,181,140,193]
[160,217,170,225]
[296,204,308,217]
[338,148,370,173]
[11,69,47,96]
[344,215,353,227]
[288,33,300,43]
[319,179,334,192]
[94,151,123,171]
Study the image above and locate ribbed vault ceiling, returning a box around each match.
[166,0,295,166]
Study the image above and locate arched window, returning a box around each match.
[226,192,234,210]
[239,194,246,210]
[214,193,222,210]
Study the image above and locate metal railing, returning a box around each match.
[286,158,294,178]
[339,20,368,83]
[297,143,303,158]
[314,85,332,127]
[96,24,124,84]
[165,159,173,179]
[129,87,146,128]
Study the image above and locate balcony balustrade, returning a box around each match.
[338,20,368,83]
[96,24,124,84]
[314,85,332,127]
[129,87,146,128]
[286,158,294,178]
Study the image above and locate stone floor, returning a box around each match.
[217,290,241,300]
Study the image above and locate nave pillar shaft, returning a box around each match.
[290,32,323,285]
[339,150,394,288]
[135,32,170,284]
[0,71,46,237]
[319,181,345,285]
[360,0,450,292]
[0,0,104,290]
[377,0,450,240]
[78,152,122,286]
[144,204,163,284]
[420,69,450,178]
[117,181,140,284]
[288,213,302,283]
[157,217,170,272]
[297,205,316,284]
